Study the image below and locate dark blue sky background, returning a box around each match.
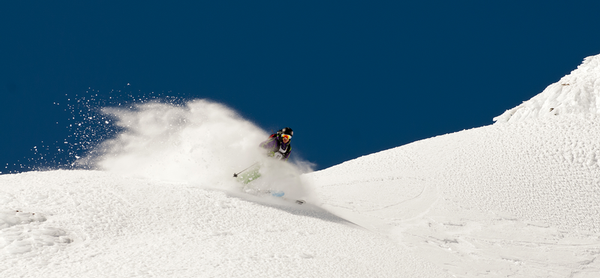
[2,1,600,173]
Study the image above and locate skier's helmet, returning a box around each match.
[280,127,293,140]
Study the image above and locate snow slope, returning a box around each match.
[307,115,600,277]
[2,54,600,277]
[0,171,445,277]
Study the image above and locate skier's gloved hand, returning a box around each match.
[273,152,283,160]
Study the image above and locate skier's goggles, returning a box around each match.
[281,134,292,140]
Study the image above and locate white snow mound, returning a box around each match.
[494,53,600,123]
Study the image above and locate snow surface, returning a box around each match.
[2,54,600,277]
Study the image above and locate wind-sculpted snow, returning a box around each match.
[0,208,71,255]
[495,55,600,123]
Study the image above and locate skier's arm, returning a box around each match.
[259,138,277,150]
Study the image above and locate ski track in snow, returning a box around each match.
[0,171,446,278]
[306,115,600,277]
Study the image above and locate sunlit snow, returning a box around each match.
[2,54,600,277]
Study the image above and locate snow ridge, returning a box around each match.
[494,54,600,123]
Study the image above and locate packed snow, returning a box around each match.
[2,54,600,277]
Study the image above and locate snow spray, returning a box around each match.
[73,97,311,199]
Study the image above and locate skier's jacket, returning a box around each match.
[259,134,291,161]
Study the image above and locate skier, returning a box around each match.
[259,127,293,161]
[234,127,294,183]
[234,127,304,204]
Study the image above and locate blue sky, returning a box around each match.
[2,1,600,173]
